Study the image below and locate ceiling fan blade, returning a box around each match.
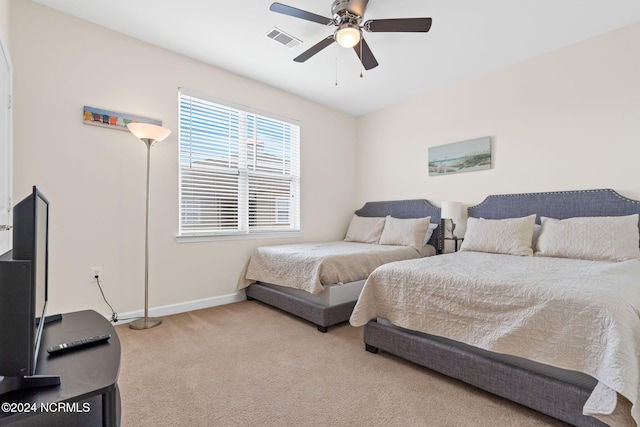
[347,0,369,17]
[294,36,336,63]
[364,17,433,33]
[353,37,378,70]
[270,2,333,25]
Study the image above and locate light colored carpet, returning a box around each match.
[116,301,567,426]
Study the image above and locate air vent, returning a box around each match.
[266,27,302,48]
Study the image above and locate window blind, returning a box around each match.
[179,89,300,236]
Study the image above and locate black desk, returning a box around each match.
[0,310,121,426]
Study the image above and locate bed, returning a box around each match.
[239,199,441,332]
[350,189,640,426]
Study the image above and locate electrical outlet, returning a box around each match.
[90,267,103,280]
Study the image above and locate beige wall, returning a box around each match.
[10,1,357,316]
[10,1,640,317]
[356,22,640,209]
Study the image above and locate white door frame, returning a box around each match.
[0,31,12,254]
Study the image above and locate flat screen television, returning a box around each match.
[0,186,60,394]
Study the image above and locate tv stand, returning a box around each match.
[44,312,62,323]
[0,310,121,426]
[0,373,61,395]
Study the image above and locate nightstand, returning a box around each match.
[436,236,464,254]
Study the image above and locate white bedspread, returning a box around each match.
[238,241,422,294]
[350,252,640,425]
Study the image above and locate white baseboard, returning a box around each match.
[113,291,247,324]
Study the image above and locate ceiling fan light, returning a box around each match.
[335,25,361,48]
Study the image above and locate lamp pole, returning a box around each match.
[129,138,161,330]
[127,122,171,330]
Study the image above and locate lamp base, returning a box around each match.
[129,317,162,330]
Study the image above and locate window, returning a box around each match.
[178,89,300,238]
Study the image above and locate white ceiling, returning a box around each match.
[32,0,640,116]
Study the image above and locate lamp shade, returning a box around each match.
[335,24,361,48]
[127,122,171,142]
[441,201,463,219]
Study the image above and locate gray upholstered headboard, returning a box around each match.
[355,199,441,246]
[468,189,640,223]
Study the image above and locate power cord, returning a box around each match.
[94,274,118,323]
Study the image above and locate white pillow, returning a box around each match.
[535,215,640,262]
[459,215,536,256]
[423,223,439,246]
[379,216,431,251]
[344,215,386,243]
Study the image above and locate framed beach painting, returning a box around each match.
[428,136,491,176]
[83,106,162,131]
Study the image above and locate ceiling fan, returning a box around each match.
[269,0,432,70]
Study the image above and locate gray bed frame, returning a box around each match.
[245,199,441,332]
[363,189,640,426]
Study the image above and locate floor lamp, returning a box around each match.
[126,122,171,330]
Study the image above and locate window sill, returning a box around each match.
[176,231,302,243]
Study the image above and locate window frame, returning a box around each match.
[177,88,301,242]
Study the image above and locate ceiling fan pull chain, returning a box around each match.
[359,41,363,78]
[335,57,339,86]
